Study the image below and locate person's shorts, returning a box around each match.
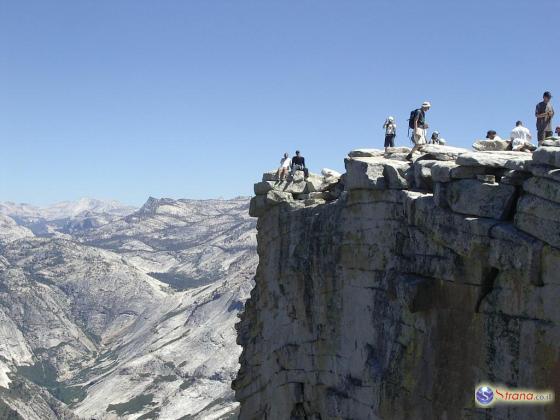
[412,128,426,145]
[384,134,395,148]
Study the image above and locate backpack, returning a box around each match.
[408,109,419,130]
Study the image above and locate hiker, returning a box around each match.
[430,131,446,145]
[276,152,291,181]
[291,150,309,178]
[510,121,536,153]
[485,130,503,141]
[383,116,397,152]
[406,101,431,160]
[556,126,560,137]
[535,91,554,145]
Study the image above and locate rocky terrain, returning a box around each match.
[0,197,257,419]
[235,140,560,419]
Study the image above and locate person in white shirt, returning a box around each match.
[383,116,397,152]
[276,153,291,181]
[510,121,536,153]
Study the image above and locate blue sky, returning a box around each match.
[1,0,558,206]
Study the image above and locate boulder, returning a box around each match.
[305,173,340,193]
[503,156,534,172]
[269,179,307,194]
[529,164,560,183]
[418,144,469,161]
[254,181,275,195]
[430,161,493,183]
[532,146,560,168]
[321,168,342,178]
[443,179,517,220]
[413,159,438,190]
[344,157,412,191]
[385,147,411,154]
[515,193,560,248]
[383,160,412,189]
[249,196,266,217]
[265,190,294,205]
[262,171,278,182]
[523,177,560,204]
[348,149,385,158]
[344,157,386,190]
[457,151,533,169]
[384,152,410,161]
[542,139,560,147]
[472,139,510,151]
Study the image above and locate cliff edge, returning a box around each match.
[233,142,560,420]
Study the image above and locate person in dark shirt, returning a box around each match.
[535,91,554,145]
[291,150,309,178]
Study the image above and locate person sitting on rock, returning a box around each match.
[510,121,536,153]
[430,131,446,145]
[555,126,560,137]
[276,153,291,181]
[291,150,309,179]
[383,116,397,152]
[485,130,503,141]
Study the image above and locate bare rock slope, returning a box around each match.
[0,197,256,419]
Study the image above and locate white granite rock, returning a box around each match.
[419,144,470,161]
[443,179,517,220]
[348,149,385,158]
[472,139,510,151]
[457,151,533,168]
[532,146,560,168]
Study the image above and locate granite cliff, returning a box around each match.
[234,142,560,419]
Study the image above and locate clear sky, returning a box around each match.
[1,0,558,206]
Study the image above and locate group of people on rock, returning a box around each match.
[484,91,557,153]
[274,91,558,179]
[384,101,445,160]
[275,150,309,181]
[385,91,558,158]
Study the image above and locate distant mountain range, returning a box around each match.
[0,197,256,419]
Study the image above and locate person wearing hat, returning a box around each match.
[383,116,397,152]
[555,126,560,138]
[535,91,554,145]
[485,130,503,141]
[406,101,431,160]
[430,131,446,145]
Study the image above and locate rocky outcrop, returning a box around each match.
[234,145,560,420]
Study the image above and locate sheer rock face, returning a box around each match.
[234,145,560,420]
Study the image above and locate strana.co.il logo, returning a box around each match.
[475,383,554,407]
[475,386,494,405]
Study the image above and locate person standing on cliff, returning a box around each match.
[291,150,309,179]
[276,153,291,181]
[535,91,554,146]
[383,116,397,152]
[406,101,431,160]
